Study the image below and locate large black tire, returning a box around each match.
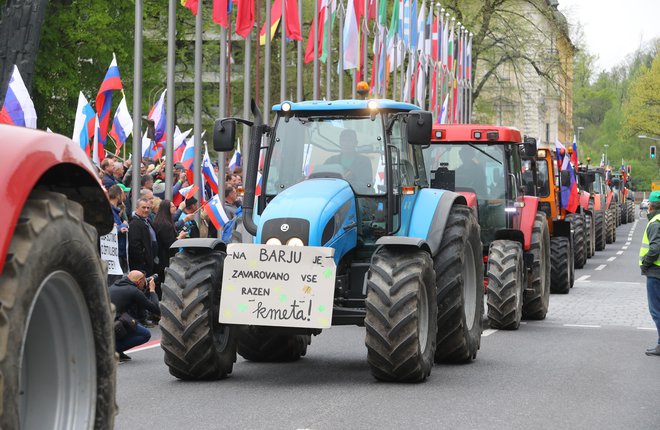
[621,203,628,224]
[522,214,551,320]
[615,204,621,226]
[595,211,606,251]
[433,206,483,363]
[605,209,614,244]
[611,209,617,243]
[628,201,634,221]
[365,248,437,382]
[550,237,571,294]
[160,251,237,380]
[237,326,311,362]
[487,240,524,330]
[585,213,595,258]
[566,214,586,269]
[0,190,116,429]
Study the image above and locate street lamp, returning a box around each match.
[576,126,585,146]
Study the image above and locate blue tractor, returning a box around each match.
[159,99,483,382]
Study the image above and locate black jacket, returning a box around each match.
[109,277,160,318]
[154,221,177,279]
[128,215,157,275]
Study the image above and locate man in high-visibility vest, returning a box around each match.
[639,190,660,356]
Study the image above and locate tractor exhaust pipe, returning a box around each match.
[242,99,263,236]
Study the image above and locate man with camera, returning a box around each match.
[109,270,161,362]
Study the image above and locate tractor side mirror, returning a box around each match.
[213,119,237,152]
[560,170,571,187]
[523,137,537,157]
[406,111,433,145]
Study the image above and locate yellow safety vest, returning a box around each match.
[639,213,660,266]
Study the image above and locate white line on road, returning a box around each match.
[616,251,624,255]
[564,324,602,328]
[637,327,656,331]
[576,275,591,282]
[626,242,631,245]
[607,257,617,262]
[622,246,628,250]
[614,281,643,285]
[595,264,607,271]
[482,329,498,337]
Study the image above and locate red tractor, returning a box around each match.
[424,125,551,330]
[0,125,116,428]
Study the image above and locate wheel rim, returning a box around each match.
[418,277,429,353]
[19,271,96,430]
[463,240,478,330]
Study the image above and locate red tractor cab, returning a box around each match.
[424,125,551,330]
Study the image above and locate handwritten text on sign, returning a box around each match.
[100,226,122,275]
[219,244,336,329]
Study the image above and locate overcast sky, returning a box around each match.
[558,0,660,72]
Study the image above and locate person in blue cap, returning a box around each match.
[639,190,660,356]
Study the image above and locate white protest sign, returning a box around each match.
[100,226,123,275]
[219,243,336,329]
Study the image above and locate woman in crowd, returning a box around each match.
[152,199,187,298]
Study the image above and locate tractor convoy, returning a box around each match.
[156,99,632,383]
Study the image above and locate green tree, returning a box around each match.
[623,51,660,139]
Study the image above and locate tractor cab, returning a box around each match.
[423,125,531,250]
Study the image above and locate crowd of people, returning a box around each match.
[101,154,243,362]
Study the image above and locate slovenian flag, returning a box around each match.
[179,184,199,199]
[0,65,37,128]
[202,145,219,194]
[173,127,193,163]
[109,95,133,154]
[95,53,123,149]
[205,194,231,229]
[146,90,167,159]
[228,144,241,172]
[72,92,96,155]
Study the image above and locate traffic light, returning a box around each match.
[651,146,657,159]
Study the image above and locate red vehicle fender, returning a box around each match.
[0,125,112,273]
[579,191,591,210]
[520,195,539,251]
[593,193,601,211]
[456,190,478,209]
[606,191,613,209]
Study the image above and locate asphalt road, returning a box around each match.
[115,216,660,430]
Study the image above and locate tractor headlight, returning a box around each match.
[286,237,304,246]
[266,237,282,245]
[281,102,292,112]
[367,100,379,110]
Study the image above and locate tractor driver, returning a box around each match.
[455,145,487,196]
[325,129,374,191]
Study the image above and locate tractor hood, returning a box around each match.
[256,179,358,262]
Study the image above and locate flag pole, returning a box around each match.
[297,0,303,102]
[264,0,272,125]
[131,0,143,211]
[242,32,252,184]
[280,0,286,101]
[362,0,367,87]
[374,0,380,98]
[165,0,176,200]
[194,0,204,206]
[218,11,228,203]
[338,3,344,100]
[468,32,473,123]
[313,0,319,99]
[325,10,332,100]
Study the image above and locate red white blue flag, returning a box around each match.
[109,95,132,154]
[202,145,219,194]
[0,65,37,128]
[72,92,96,155]
[96,53,123,149]
[205,194,230,229]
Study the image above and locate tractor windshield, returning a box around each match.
[423,143,506,244]
[536,159,550,197]
[265,114,384,195]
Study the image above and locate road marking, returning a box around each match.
[614,281,643,285]
[607,257,616,262]
[564,324,601,328]
[127,340,161,353]
[595,264,607,271]
[616,251,624,255]
[626,242,631,246]
[622,246,628,250]
[637,327,656,331]
[576,275,591,281]
[482,329,498,337]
